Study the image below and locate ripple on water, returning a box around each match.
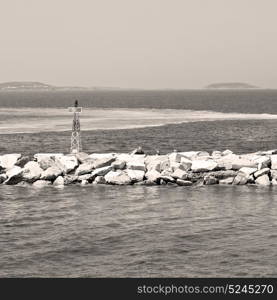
[1,184,277,277]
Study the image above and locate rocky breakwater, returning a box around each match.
[1,149,277,187]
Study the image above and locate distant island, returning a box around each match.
[0,81,122,91]
[0,81,56,91]
[205,82,259,89]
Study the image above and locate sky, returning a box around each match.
[0,0,276,89]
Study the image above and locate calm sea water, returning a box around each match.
[0,89,276,113]
[0,90,277,277]
[1,185,277,277]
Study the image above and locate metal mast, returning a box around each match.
[68,100,82,154]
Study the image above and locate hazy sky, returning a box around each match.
[0,0,276,88]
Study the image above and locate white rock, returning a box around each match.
[222,149,233,156]
[126,160,146,171]
[219,177,234,184]
[170,162,182,172]
[116,154,145,163]
[254,168,270,178]
[78,166,112,182]
[170,161,190,172]
[161,169,172,177]
[104,170,132,185]
[232,173,248,185]
[160,175,175,183]
[64,175,78,185]
[22,161,43,183]
[130,147,144,155]
[240,153,261,161]
[198,151,210,157]
[53,176,64,186]
[75,162,94,176]
[144,155,160,165]
[37,156,56,170]
[93,157,116,169]
[145,158,161,172]
[216,154,257,170]
[209,170,237,179]
[41,166,63,181]
[255,174,271,186]
[216,161,232,170]
[34,153,63,159]
[89,153,116,160]
[262,149,277,155]
[270,170,277,179]
[204,175,218,185]
[271,178,277,185]
[160,160,170,171]
[93,176,106,184]
[145,170,161,183]
[0,174,7,184]
[15,156,31,168]
[56,155,78,173]
[171,168,188,180]
[168,152,184,163]
[0,154,21,169]
[145,155,170,172]
[6,166,22,177]
[91,166,112,177]
[191,160,218,172]
[195,151,210,160]
[111,160,126,170]
[145,154,165,166]
[78,174,94,181]
[178,151,199,159]
[5,166,23,185]
[271,155,277,170]
[176,179,193,186]
[212,151,222,158]
[33,180,52,187]
[180,157,192,171]
[254,156,271,166]
[76,152,90,163]
[81,180,88,185]
[125,169,145,182]
[257,161,267,170]
[168,152,178,162]
[35,153,63,161]
[194,156,211,161]
[239,167,257,177]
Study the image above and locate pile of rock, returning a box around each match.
[1,149,277,187]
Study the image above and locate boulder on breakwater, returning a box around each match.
[1,150,277,187]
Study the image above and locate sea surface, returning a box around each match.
[0,89,277,277]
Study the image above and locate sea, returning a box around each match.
[0,89,277,277]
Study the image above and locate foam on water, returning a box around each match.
[1,107,277,134]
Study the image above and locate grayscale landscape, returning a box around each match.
[1,0,277,278]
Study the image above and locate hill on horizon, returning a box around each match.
[0,81,56,90]
[0,81,122,91]
[205,82,259,89]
